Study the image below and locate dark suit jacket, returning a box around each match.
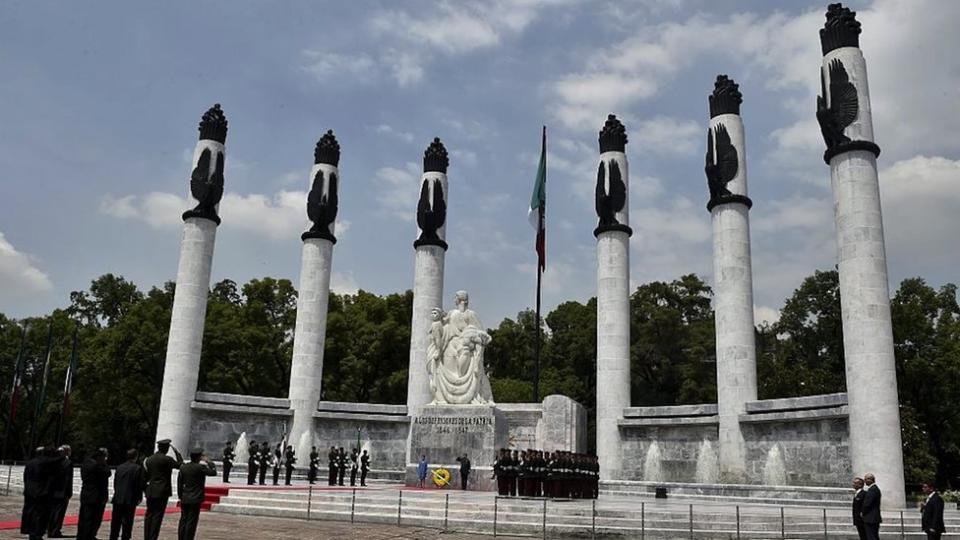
[456,457,471,476]
[112,461,146,506]
[23,456,63,499]
[861,484,882,524]
[144,452,182,499]
[921,492,946,534]
[177,461,216,505]
[79,459,111,505]
[852,489,865,525]
[49,460,74,499]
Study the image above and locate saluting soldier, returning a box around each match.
[360,450,371,487]
[221,441,235,483]
[143,439,183,540]
[326,446,337,485]
[349,449,359,486]
[258,442,270,485]
[176,448,216,540]
[337,447,347,486]
[246,441,259,485]
[283,445,296,486]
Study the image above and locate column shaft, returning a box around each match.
[405,245,445,412]
[596,231,630,480]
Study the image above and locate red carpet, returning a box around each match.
[0,505,181,531]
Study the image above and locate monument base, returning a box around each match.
[406,404,507,491]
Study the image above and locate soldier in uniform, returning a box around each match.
[309,446,320,485]
[337,447,347,486]
[544,451,557,498]
[492,449,506,496]
[592,454,600,499]
[509,450,520,497]
[272,443,282,486]
[258,441,270,485]
[283,445,296,486]
[360,450,371,487]
[517,450,528,497]
[143,439,183,540]
[176,448,216,540]
[246,441,259,485]
[221,441,235,483]
[326,446,337,485]
[349,448,359,486]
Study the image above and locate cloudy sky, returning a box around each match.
[2,0,958,327]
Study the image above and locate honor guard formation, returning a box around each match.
[492,449,599,499]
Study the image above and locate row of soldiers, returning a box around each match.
[219,440,371,487]
[492,449,599,499]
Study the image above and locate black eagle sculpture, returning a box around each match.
[816,58,858,150]
[415,179,446,248]
[185,148,225,224]
[705,123,738,202]
[305,169,338,243]
[595,160,626,229]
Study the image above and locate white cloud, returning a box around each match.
[330,271,360,295]
[0,233,53,301]
[302,51,377,82]
[754,306,781,326]
[374,163,421,222]
[374,124,415,144]
[634,116,701,156]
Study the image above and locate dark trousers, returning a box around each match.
[177,502,202,540]
[496,477,507,496]
[360,469,368,486]
[854,523,867,540]
[143,496,169,540]
[47,495,69,536]
[327,466,335,485]
[460,472,469,490]
[338,468,345,486]
[285,467,293,485]
[509,476,516,496]
[258,463,267,484]
[926,533,942,540]
[76,500,106,540]
[350,468,357,486]
[272,466,280,485]
[864,522,880,540]
[109,503,136,540]
[22,495,50,539]
[246,465,257,485]
[222,463,231,483]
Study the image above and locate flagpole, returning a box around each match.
[55,326,78,446]
[533,125,545,403]
[30,320,54,450]
[3,322,28,463]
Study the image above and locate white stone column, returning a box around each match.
[156,104,227,451]
[705,76,757,483]
[406,138,450,414]
[288,131,341,449]
[594,115,631,480]
[818,4,904,507]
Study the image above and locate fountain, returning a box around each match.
[643,441,663,482]
[234,432,248,464]
[296,430,314,464]
[694,439,718,484]
[763,444,787,485]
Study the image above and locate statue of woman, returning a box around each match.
[425,291,494,405]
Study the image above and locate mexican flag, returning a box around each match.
[528,127,546,271]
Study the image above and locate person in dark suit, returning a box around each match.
[177,448,216,540]
[921,482,946,540]
[861,473,882,540]
[221,441,235,483]
[283,446,296,486]
[360,450,370,487]
[143,439,183,540]
[851,477,867,540]
[47,445,73,538]
[76,447,111,540]
[246,441,259,485]
[109,449,145,540]
[456,454,471,490]
[21,446,64,540]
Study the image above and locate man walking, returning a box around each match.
[221,441,234,483]
[360,450,370,487]
[143,439,183,540]
[417,455,428,488]
[851,477,867,540]
[76,447,111,540]
[456,454,471,490]
[177,448,216,540]
[47,445,73,538]
[861,473,882,540]
[109,449,145,540]
[921,482,946,540]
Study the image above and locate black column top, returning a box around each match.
[423,137,449,173]
[709,75,742,118]
[198,103,228,144]
[314,130,341,166]
[820,3,861,55]
[598,114,627,153]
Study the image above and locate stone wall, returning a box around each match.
[190,392,291,455]
[618,393,851,487]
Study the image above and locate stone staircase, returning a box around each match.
[600,480,853,508]
[209,485,960,538]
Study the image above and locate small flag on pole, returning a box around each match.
[528,126,547,271]
[356,427,361,453]
[56,327,79,445]
[8,323,28,425]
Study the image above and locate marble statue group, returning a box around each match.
[426,291,494,406]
